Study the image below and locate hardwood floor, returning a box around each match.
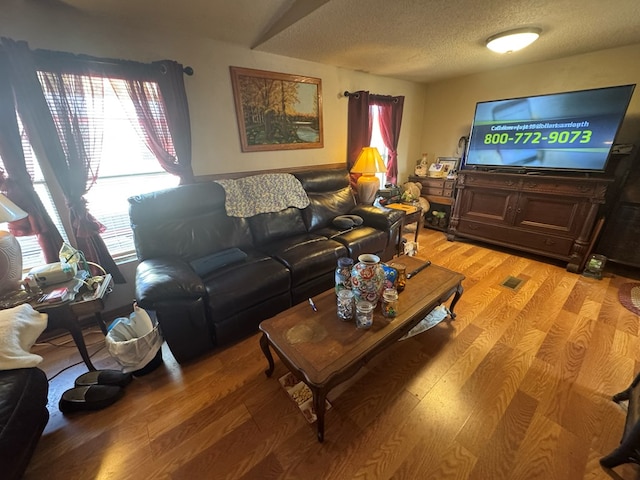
[26,228,640,479]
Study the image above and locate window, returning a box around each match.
[6,76,179,271]
[370,106,389,187]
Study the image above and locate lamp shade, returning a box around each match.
[0,193,27,223]
[486,28,541,54]
[351,147,386,175]
[351,147,386,204]
[0,194,28,295]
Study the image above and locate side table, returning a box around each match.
[33,274,113,371]
[386,203,423,255]
[402,207,423,245]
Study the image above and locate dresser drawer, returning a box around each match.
[520,179,596,196]
[410,176,455,198]
[460,173,520,189]
[423,185,445,196]
[457,220,573,257]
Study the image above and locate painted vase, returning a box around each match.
[351,254,385,305]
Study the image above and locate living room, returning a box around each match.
[3,0,640,478]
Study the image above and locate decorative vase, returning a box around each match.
[351,254,385,305]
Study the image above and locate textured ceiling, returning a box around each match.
[59,0,640,83]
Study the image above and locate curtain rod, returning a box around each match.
[343,90,399,103]
[28,48,195,76]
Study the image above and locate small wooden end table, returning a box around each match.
[259,257,463,442]
[385,203,423,255]
[34,274,113,371]
[402,207,423,250]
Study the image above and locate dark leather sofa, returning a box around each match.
[129,168,403,363]
[0,368,49,480]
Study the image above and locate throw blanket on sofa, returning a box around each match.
[215,173,310,217]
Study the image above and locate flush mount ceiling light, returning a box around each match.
[486,27,542,54]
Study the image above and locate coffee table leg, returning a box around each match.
[448,283,464,319]
[259,333,275,377]
[311,387,327,443]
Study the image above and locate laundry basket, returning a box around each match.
[105,304,163,376]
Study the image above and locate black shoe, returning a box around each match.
[74,370,132,388]
[59,385,124,413]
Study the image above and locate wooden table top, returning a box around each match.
[259,257,464,388]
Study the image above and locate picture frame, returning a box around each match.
[436,157,460,173]
[230,66,324,152]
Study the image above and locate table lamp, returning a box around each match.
[0,193,28,295]
[351,147,386,204]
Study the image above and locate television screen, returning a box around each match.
[464,84,635,173]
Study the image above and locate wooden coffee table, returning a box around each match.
[258,257,464,442]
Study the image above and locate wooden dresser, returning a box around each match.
[408,175,456,231]
[448,171,612,272]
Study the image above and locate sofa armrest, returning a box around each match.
[135,257,207,309]
[350,204,404,230]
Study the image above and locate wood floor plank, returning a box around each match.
[417,441,477,480]
[404,322,483,400]
[467,389,539,480]
[456,344,534,455]
[24,228,640,480]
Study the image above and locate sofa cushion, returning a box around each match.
[317,225,388,259]
[248,207,307,245]
[205,252,291,319]
[259,234,348,286]
[189,248,248,277]
[303,186,356,231]
[129,182,254,261]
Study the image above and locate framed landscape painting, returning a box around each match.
[230,66,323,152]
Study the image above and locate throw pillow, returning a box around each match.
[0,303,48,370]
[344,214,364,226]
[332,215,364,229]
[332,216,355,229]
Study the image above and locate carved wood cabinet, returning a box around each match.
[448,171,611,272]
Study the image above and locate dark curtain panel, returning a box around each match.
[346,90,372,191]
[1,38,125,282]
[371,96,404,185]
[153,60,194,185]
[0,54,63,262]
[0,55,63,263]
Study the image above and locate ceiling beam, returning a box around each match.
[252,0,331,49]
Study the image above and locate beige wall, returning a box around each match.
[0,0,425,184]
[421,44,640,166]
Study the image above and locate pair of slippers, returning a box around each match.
[59,370,132,414]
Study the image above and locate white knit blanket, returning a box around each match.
[0,303,48,370]
[215,173,309,217]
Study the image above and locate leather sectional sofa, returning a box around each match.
[0,367,49,480]
[129,168,404,363]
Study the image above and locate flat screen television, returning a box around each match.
[463,84,635,173]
